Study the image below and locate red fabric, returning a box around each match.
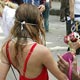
[23,43,37,76]
[6,41,49,80]
[20,42,49,80]
[6,40,12,64]
[20,67,49,80]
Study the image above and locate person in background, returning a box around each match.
[69,0,80,22]
[60,0,69,22]
[22,0,46,13]
[0,3,68,80]
[66,0,80,36]
[66,0,80,53]
[43,0,52,32]
[0,0,18,37]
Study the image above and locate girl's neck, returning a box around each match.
[12,37,35,45]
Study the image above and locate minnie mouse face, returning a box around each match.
[64,32,79,44]
[64,32,80,55]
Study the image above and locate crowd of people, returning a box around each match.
[0,0,80,80]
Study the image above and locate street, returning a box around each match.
[0,15,80,80]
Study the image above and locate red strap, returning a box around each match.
[23,43,37,76]
[6,40,12,64]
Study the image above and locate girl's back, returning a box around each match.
[4,39,49,80]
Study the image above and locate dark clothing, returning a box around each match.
[43,2,50,31]
[11,0,23,5]
[40,0,46,5]
[60,0,69,19]
[22,0,46,5]
[10,0,46,5]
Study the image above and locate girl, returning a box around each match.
[0,3,68,80]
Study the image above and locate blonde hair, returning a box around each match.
[0,4,45,65]
[0,0,18,8]
[11,3,45,53]
[0,0,18,16]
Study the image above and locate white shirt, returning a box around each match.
[46,0,49,2]
[74,0,80,21]
[2,6,16,37]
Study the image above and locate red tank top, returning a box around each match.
[6,40,49,80]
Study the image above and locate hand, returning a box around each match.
[57,55,69,75]
[57,55,77,76]
[68,40,80,51]
[70,11,74,20]
[38,4,45,12]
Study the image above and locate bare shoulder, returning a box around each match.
[35,44,51,56]
[36,44,49,50]
[0,39,15,62]
[0,42,9,64]
[1,40,16,64]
